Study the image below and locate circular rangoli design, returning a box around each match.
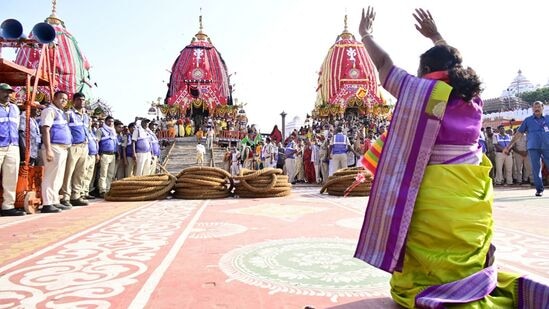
[190,222,248,239]
[219,238,389,301]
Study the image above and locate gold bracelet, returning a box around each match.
[434,39,447,46]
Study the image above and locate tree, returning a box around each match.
[519,87,549,104]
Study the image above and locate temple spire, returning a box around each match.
[46,0,64,26]
[194,8,209,41]
[339,14,353,39]
[51,0,57,17]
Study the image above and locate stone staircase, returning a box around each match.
[161,137,227,175]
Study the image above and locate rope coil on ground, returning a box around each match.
[105,174,176,201]
[234,168,292,198]
[173,166,234,199]
[320,167,373,196]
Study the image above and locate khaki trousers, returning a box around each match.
[1,145,20,210]
[285,158,296,182]
[41,144,69,205]
[81,154,96,197]
[314,163,321,183]
[514,152,532,182]
[134,152,151,176]
[295,157,304,181]
[125,157,136,178]
[148,156,158,175]
[321,162,329,184]
[60,143,89,201]
[115,158,125,180]
[98,153,116,193]
[495,152,513,185]
[329,153,348,176]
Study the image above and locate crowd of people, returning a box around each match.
[1,86,165,216]
[213,113,389,186]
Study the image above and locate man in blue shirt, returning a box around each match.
[506,101,549,196]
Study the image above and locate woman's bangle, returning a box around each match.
[434,39,447,46]
[361,33,373,40]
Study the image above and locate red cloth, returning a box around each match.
[270,126,282,144]
[303,147,316,183]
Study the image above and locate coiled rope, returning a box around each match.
[234,168,292,198]
[173,166,234,199]
[320,167,373,196]
[105,173,176,201]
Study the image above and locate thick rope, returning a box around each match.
[320,167,373,197]
[173,166,233,199]
[105,174,176,201]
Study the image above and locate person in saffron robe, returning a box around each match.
[354,7,549,308]
[167,118,176,139]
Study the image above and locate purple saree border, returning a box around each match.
[354,66,448,272]
[383,82,435,271]
[442,145,482,164]
[415,266,497,309]
[518,276,549,309]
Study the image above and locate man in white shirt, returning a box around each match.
[262,137,276,168]
[196,142,206,166]
[132,118,152,176]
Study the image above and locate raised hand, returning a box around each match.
[413,8,440,40]
[359,6,376,39]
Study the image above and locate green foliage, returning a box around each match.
[520,87,549,104]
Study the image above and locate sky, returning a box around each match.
[2,0,549,133]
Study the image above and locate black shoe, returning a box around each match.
[535,191,543,197]
[41,205,61,213]
[60,200,73,207]
[70,198,89,206]
[54,203,72,210]
[1,208,26,216]
[83,195,96,200]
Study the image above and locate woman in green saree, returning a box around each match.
[354,7,548,308]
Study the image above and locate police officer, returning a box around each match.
[147,121,160,175]
[81,123,98,200]
[40,90,72,213]
[60,93,89,207]
[328,126,351,176]
[0,83,25,216]
[123,122,136,177]
[284,134,297,184]
[19,104,42,166]
[132,118,152,176]
[96,116,118,197]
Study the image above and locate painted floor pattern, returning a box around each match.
[0,187,547,308]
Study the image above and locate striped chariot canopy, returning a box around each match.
[315,15,382,115]
[15,10,92,99]
[165,15,231,113]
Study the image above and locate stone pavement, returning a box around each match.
[0,186,547,308]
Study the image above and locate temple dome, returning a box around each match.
[500,69,537,98]
[165,15,231,113]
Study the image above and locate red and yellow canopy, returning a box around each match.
[314,16,383,117]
